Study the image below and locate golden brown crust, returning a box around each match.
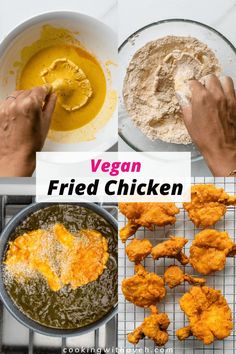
[122,264,166,307]
[151,236,189,265]
[183,184,236,228]
[128,306,170,346]
[126,238,152,263]
[119,202,179,242]
[164,265,205,288]
[189,229,235,275]
[177,286,233,344]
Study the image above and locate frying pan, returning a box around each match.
[0,202,118,336]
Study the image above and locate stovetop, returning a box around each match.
[0,196,118,354]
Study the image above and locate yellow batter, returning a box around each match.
[18,44,106,131]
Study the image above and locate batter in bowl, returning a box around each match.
[18,43,106,132]
[123,36,221,144]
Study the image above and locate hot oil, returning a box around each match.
[3,205,117,329]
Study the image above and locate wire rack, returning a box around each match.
[0,196,118,354]
[118,177,236,354]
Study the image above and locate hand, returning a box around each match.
[181,74,236,176]
[0,86,57,176]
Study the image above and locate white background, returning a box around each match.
[118,0,236,176]
[0,0,117,41]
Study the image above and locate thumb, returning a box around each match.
[43,93,57,120]
[181,105,192,126]
[175,91,192,125]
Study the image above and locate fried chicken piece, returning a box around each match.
[122,264,166,307]
[176,286,233,344]
[164,265,206,288]
[5,229,61,291]
[60,229,109,289]
[189,229,236,275]
[183,184,236,228]
[151,236,189,265]
[128,306,170,346]
[126,238,152,263]
[119,202,179,242]
[5,224,109,291]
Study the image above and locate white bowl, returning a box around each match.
[119,19,236,161]
[0,11,118,152]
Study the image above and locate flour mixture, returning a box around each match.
[123,36,221,144]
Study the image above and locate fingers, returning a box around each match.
[181,80,206,124]
[190,79,205,92]
[29,84,52,104]
[181,105,192,125]
[6,90,25,99]
[43,93,57,126]
[220,76,236,101]
[203,74,224,98]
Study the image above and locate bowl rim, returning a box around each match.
[0,10,116,54]
[118,18,236,161]
[0,10,117,153]
[0,201,118,337]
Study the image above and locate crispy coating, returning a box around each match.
[164,265,206,288]
[119,202,179,242]
[126,238,152,263]
[183,184,236,228]
[128,306,170,346]
[59,228,109,289]
[5,224,109,291]
[151,236,189,265]
[176,286,233,344]
[189,229,236,275]
[122,264,166,307]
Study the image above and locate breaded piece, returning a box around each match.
[151,236,189,265]
[119,202,179,242]
[122,264,166,307]
[5,224,109,291]
[183,184,236,228]
[189,229,236,275]
[126,238,152,263]
[128,306,170,346]
[176,286,233,344]
[60,229,109,289]
[164,265,206,288]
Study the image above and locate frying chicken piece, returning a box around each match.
[60,229,109,289]
[176,286,233,344]
[164,265,206,288]
[4,224,109,291]
[128,305,170,346]
[126,238,152,263]
[119,202,179,242]
[151,236,189,265]
[183,184,236,228]
[122,264,166,307]
[189,229,236,275]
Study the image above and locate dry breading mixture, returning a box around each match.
[123,36,221,144]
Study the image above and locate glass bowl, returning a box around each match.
[119,19,236,161]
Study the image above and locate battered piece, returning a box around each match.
[183,184,236,228]
[189,229,236,275]
[176,286,233,344]
[151,236,189,265]
[128,305,170,346]
[123,36,220,144]
[119,202,179,242]
[164,265,206,289]
[126,238,152,263]
[5,223,109,291]
[122,264,166,308]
